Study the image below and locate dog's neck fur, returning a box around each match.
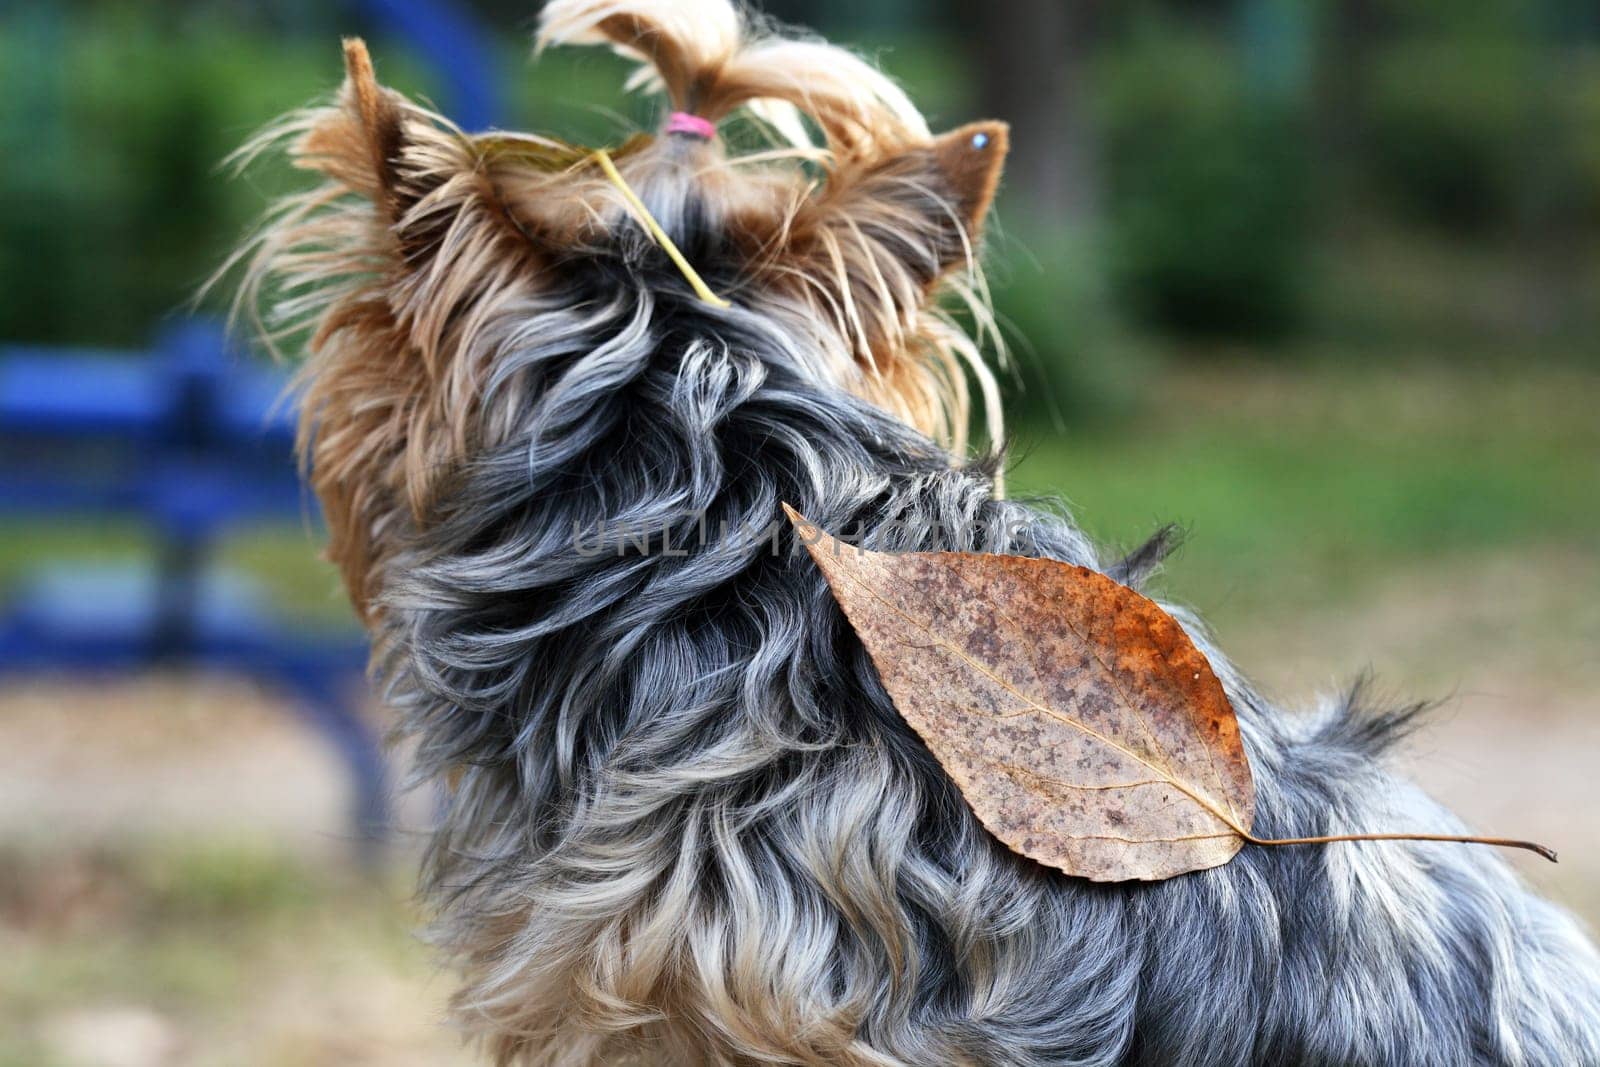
[375,289,1600,1065]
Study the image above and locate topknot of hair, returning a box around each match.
[536,0,929,154]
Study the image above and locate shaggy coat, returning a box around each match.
[228,2,1600,1063]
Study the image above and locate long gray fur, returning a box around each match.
[369,242,1600,1064]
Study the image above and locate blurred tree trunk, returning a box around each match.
[959,0,1101,229]
[1313,0,1378,204]
[1518,0,1586,343]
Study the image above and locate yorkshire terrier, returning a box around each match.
[230,1,1600,1063]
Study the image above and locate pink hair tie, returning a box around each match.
[665,111,717,140]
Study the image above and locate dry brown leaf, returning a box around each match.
[784,505,1556,881]
[786,505,1253,880]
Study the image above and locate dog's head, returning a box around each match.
[230,0,1008,617]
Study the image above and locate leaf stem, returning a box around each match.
[1245,832,1557,863]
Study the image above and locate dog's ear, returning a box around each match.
[757,121,1008,399]
[922,121,1011,251]
[343,39,403,200]
[296,40,413,215]
[300,40,547,273]
[241,41,548,617]
[284,38,549,369]
[793,121,1008,280]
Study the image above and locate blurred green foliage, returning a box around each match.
[1,6,307,344]
[1097,22,1311,340]
[0,0,1595,393]
[982,230,1154,428]
[1367,38,1534,234]
[1007,364,1600,621]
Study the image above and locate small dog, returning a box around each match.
[231,1,1600,1063]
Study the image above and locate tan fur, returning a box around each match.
[225,13,1008,617]
[222,42,552,613]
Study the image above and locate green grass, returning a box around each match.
[1004,361,1600,624]
[0,521,352,626]
[0,842,441,1067]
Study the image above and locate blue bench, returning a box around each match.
[0,319,385,859]
[0,0,506,861]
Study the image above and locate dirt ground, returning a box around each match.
[2,546,1596,1066]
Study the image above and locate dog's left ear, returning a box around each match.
[303,40,542,275]
[254,40,548,617]
[298,40,415,217]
